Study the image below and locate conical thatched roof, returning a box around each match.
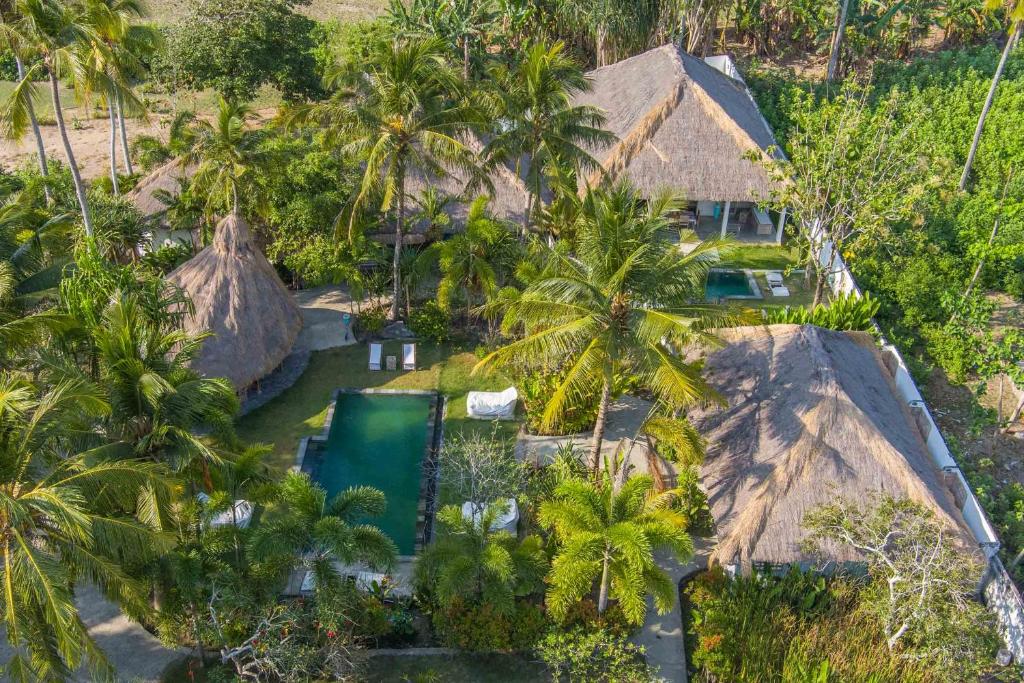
[688,325,973,572]
[126,158,195,221]
[575,45,780,202]
[166,213,302,390]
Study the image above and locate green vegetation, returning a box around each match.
[361,652,548,682]
[718,244,801,270]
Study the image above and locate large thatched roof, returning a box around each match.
[126,158,194,221]
[575,45,780,202]
[166,213,302,390]
[688,325,972,572]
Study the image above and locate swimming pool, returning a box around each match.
[706,270,759,300]
[299,390,441,556]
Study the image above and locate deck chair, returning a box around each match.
[766,271,785,287]
[770,284,791,297]
[368,342,382,370]
[403,343,416,371]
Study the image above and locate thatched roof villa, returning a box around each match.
[127,158,197,249]
[166,213,302,391]
[687,324,975,575]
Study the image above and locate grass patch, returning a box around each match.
[754,272,818,310]
[235,341,518,473]
[719,245,801,270]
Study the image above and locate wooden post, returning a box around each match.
[775,207,788,245]
[720,200,731,238]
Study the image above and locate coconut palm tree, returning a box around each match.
[431,194,517,322]
[2,0,110,236]
[0,373,171,682]
[484,40,613,239]
[249,472,397,590]
[539,466,693,625]
[303,37,478,320]
[476,181,734,474]
[415,502,546,613]
[960,0,1024,191]
[182,98,269,219]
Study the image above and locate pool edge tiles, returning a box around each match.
[294,389,444,558]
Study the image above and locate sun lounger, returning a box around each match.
[770,284,791,297]
[196,493,254,529]
[461,499,519,534]
[368,342,382,370]
[766,271,784,287]
[403,343,416,371]
[467,386,518,419]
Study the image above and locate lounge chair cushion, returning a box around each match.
[766,271,784,287]
[403,343,416,370]
[467,387,518,419]
[770,285,791,297]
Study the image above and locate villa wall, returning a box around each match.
[814,237,1024,660]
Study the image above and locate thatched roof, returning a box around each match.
[688,325,972,571]
[166,213,302,390]
[576,45,779,203]
[126,158,195,221]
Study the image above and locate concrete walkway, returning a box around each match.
[0,584,186,683]
[293,285,360,351]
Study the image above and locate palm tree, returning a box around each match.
[387,0,499,81]
[0,374,171,682]
[250,472,397,589]
[484,41,613,239]
[476,182,733,474]
[2,0,110,236]
[959,0,1023,191]
[182,98,269,219]
[539,467,693,625]
[415,502,546,613]
[303,37,478,320]
[431,195,517,322]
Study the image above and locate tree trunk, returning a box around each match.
[960,24,1022,192]
[463,37,471,81]
[116,94,133,175]
[827,0,852,82]
[992,374,1005,457]
[597,552,611,614]
[390,169,406,321]
[588,377,612,475]
[15,57,50,205]
[963,216,1000,306]
[108,103,120,196]
[812,246,836,307]
[596,23,608,67]
[48,70,93,237]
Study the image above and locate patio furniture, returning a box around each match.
[368,342,382,370]
[765,271,785,287]
[386,355,397,371]
[467,386,518,419]
[403,343,416,370]
[461,498,519,534]
[753,207,774,235]
[196,493,254,529]
[770,284,791,297]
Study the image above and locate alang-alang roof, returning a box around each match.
[573,44,781,203]
[687,325,974,572]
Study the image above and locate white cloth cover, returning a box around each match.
[403,343,416,370]
[466,386,518,419]
[368,342,382,370]
[197,493,253,528]
[461,499,519,534]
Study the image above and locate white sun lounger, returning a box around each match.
[402,343,416,371]
[301,569,387,593]
[770,284,791,297]
[368,342,382,370]
[766,271,785,287]
[467,386,518,419]
[197,493,254,529]
[461,499,519,534]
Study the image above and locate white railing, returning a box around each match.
[814,236,1022,659]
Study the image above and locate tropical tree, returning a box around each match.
[431,195,517,321]
[476,182,731,473]
[0,374,171,682]
[415,502,546,613]
[484,40,613,238]
[304,37,478,320]
[182,97,270,218]
[250,472,397,589]
[539,465,693,625]
[2,0,109,235]
[959,0,1024,191]
[387,0,499,80]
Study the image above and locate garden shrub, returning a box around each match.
[409,300,452,343]
[535,627,654,682]
[432,600,547,652]
[356,307,386,336]
[763,292,880,331]
[518,368,598,435]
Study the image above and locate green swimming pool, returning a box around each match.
[706,270,756,299]
[303,392,437,555]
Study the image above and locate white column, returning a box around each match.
[720,200,731,238]
[775,207,788,245]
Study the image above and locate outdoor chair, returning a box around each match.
[403,343,416,371]
[770,284,791,297]
[368,342,382,371]
[766,271,785,287]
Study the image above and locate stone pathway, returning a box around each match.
[293,285,361,351]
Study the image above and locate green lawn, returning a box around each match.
[754,271,818,310]
[235,341,519,473]
[719,245,802,270]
